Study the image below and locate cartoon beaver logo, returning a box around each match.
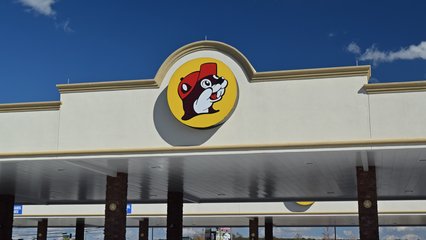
[178,63,228,120]
[167,58,238,128]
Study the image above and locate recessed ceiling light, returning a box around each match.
[306,162,314,165]
[327,191,335,194]
[149,194,157,197]
[151,166,162,169]
[217,193,226,196]
[405,190,414,193]
[419,159,426,162]
[57,168,65,172]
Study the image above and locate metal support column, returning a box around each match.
[37,219,48,240]
[139,218,149,240]
[249,217,258,240]
[167,192,183,240]
[265,217,273,240]
[104,172,128,240]
[75,218,85,240]
[357,166,379,240]
[0,195,15,240]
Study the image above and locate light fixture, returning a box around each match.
[363,200,372,209]
[108,203,117,211]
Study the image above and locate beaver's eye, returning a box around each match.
[181,83,189,92]
[201,79,212,89]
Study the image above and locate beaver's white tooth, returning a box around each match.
[217,89,224,97]
[222,80,228,88]
[213,75,219,79]
[212,84,221,92]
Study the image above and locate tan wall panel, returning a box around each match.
[0,111,59,152]
[369,92,426,139]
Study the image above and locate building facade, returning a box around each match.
[1,41,426,239]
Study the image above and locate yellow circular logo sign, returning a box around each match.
[296,201,315,206]
[167,58,238,128]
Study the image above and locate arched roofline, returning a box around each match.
[56,40,371,93]
[153,40,256,87]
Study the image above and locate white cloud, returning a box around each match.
[328,32,336,38]
[183,228,204,237]
[17,0,57,17]
[273,228,310,238]
[279,227,312,232]
[17,0,74,33]
[383,233,421,240]
[402,233,422,240]
[343,230,353,236]
[347,42,361,55]
[395,227,416,232]
[360,41,426,64]
[56,19,74,33]
[383,234,398,240]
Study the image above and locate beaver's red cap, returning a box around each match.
[178,63,217,100]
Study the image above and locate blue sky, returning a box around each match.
[1,0,425,104]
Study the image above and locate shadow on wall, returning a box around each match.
[153,88,220,146]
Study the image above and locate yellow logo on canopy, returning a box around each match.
[167,58,238,128]
[296,201,315,206]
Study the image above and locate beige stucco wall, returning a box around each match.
[56,50,371,150]
[0,110,59,152]
[369,91,426,139]
[2,46,425,154]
